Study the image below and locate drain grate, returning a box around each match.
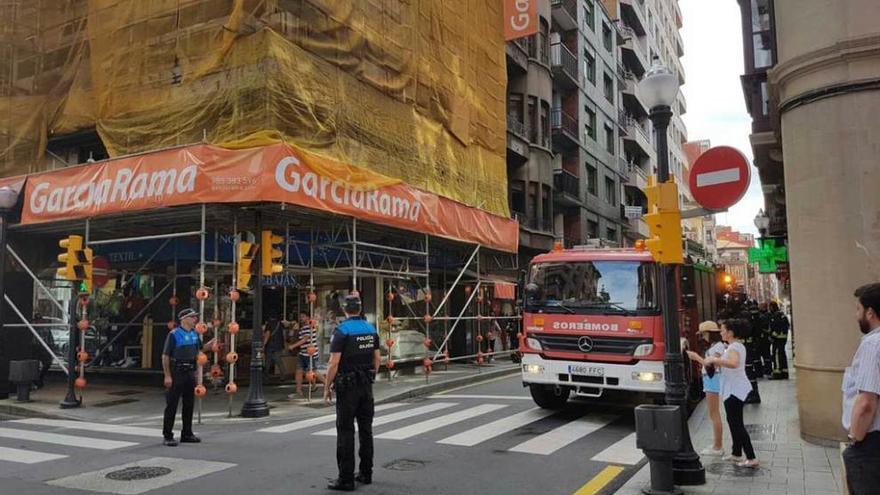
[383,459,427,471]
[93,398,139,408]
[705,462,767,478]
[105,466,172,481]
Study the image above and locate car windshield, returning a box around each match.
[526,260,658,313]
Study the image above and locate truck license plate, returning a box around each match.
[569,365,604,377]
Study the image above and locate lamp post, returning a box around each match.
[241,210,269,417]
[0,186,17,400]
[639,58,705,486]
[754,208,770,238]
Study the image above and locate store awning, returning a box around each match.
[10,143,519,253]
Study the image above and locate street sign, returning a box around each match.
[688,146,751,211]
[624,206,643,219]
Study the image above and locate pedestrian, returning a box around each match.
[324,294,381,491]
[767,302,790,380]
[841,283,880,494]
[704,318,759,468]
[31,313,55,390]
[289,311,325,398]
[686,320,727,456]
[162,308,213,447]
[262,315,288,381]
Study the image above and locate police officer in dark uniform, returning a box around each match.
[324,295,380,491]
[162,308,208,446]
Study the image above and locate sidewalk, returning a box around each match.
[616,368,846,495]
[0,361,519,424]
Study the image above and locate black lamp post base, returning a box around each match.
[59,394,81,409]
[240,400,269,418]
[672,461,706,486]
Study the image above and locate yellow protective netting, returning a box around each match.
[0,0,509,217]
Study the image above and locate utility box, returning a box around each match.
[9,360,40,402]
[635,404,683,452]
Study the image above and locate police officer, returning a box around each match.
[767,302,790,379]
[324,295,380,491]
[162,308,208,446]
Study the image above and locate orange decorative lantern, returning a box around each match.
[77,319,90,331]
[210,364,223,377]
[386,359,395,369]
[77,351,89,363]
[226,351,239,363]
[196,287,209,300]
[477,354,484,365]
[228,290,240,302]
[443,349,450,364]
[386,292,395,302]
[78,294,89,306]
[307,291,317,303]
[211,340,220,353]
[306,371,317,383]
[516,332,523,340]
[75,377,87,389]
[228,322,240,334]
[424,292,433,302]
[476,334,484,342]
[386,316,396,324]
[167,321,176,330]
[423,314,433,323]
[196,352,209,366]
[225,382,238,394]
[423,358,433,370]
[309,319,317,328]
[195,322,207,335]
[194,384,207,397]
[169,296,179,306]
[212,318,221,328]
[476,314,484,321]
[385,339,395,348]
[464,285,472,294]
[477,295,484,303]
[423,338,432,348]
[306,345,317,355]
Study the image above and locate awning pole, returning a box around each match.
[88,230,203,246]
[352,218,358,292]
[197,204,206,425]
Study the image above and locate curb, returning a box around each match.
[374,365,520,405]
[0,402,75,420]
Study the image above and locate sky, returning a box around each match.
[679,0,764,235]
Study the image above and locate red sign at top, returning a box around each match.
[688,146,751,211]
[504,0,538,40]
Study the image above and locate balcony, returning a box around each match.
[620,26,648,76]
[514,212,553,234]
[619,0,647,36]
[622,115,654,157]
[620,70,648,116]
[627,162,648,190]
[506,40,528,73]
[553,169,581,206]
[506,115,529,162]
[550,0,578,32]
[551,43,579,89]
[628,217,650,239]
[618,156,630,181]
[551,108,580,149]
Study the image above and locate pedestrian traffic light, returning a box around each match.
[260,230,284,277]
[57,235,92,292]
[643,178,683,264]
[236,240,258,291]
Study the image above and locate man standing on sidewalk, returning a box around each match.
[841,283,880,494]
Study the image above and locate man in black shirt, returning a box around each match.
[162,308,212,446]
[324,295,380,491]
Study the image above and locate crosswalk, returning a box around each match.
[256,397,645,464]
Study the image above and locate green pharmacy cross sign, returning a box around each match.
[749,239,788,273]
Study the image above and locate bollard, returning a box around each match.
[634,404,684,495]
[9,360,40,403]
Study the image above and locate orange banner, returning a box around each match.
[21,143,519,253]
[504,0,538,41]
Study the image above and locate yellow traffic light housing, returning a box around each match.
[237,240,258,291]
[260,230,284,276]
[643,177,683,264]
[57,235,83,281]
[79,247,94,293]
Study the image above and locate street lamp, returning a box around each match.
[0,186,16,400]
[754,208,770,237]
[639,58,706,486]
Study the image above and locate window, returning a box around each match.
[603,73,614,102]
[584,107,596,140]
[526,261,658,312]
[540,102,550,147]
[751,0,773,68]
[586,164,598,196]
[528,182,539,229]
[751,0,771,31]
[587,220,599,239]
[538,19,549,65]
[541,185,552,230]
[583,2,595,31]
[528,96,538,143]
[584,50,596,85]
[604,124,615,154]
[510,181,525,215]
[602,23,613,51]
[753,32,773,68]
[760,82,769,116]
[605,177,616,205]
[606,228,617,243]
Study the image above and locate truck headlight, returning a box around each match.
[523,364,545,375]
[633,344,654,357]
[632,372,662,382]
[526,337,542,351]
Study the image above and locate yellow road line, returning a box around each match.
[572,465,626,495]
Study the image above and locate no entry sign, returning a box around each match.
[688,146,751,210]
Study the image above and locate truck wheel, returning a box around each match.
[529,384,569,409]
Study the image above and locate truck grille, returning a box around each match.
[534,334,652,355]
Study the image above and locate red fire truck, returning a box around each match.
[520,243,717,409]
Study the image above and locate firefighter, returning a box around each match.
[768,301,790,380]
[324,295,381,491]
[742,301,762,404]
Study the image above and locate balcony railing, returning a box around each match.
[550,0,578,30]
[551,43,578,86]
[507,114,527,139]
[515,212,553,233]
[553,169,580,199]
[623,115,651,142]
[551,108,579,141]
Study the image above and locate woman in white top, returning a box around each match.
[704,318,758,468]
[686,320,727,456]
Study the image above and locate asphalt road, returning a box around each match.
[0,375,647,495]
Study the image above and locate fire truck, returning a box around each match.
[520,243,717,409]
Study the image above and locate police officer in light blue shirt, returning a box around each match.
[841,283,880,494]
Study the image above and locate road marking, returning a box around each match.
[437,407,555,446]
[508,414,616,455]
[696,168,740,187]
[572,465,626,495]
[0,446,67,464]
[11,418,157,437]
[431,372,519,394]
[313,402,459,436]
[590,432,643,465]
[0,427,138,450]
[428,394,531,400]
[259,403,405,433]
[376,404,507,440]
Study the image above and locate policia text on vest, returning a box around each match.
[162,308,217,447]
[324,295,381,492]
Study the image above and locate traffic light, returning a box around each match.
[236,240,258,291]
[79,247,93,293]
[57,235,92,292]
[643,177,683,264]
[260,230,284,276]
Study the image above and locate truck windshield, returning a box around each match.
[526,261,658,314]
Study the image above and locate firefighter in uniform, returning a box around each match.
[162,308,211,446]
[768,301,790,379]
[324,295,381,491]
[742,302,762,404]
